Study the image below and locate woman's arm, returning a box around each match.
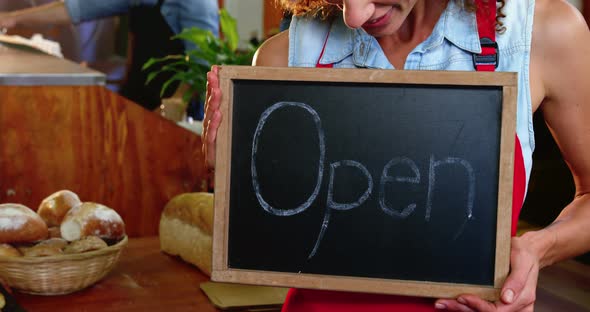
[527,0,590,266]
[438,0,590,311]
[203,30,290,168]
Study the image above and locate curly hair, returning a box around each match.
[278,0,506,32]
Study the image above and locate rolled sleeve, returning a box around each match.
[161,0,219,51]
[64,0,158,24]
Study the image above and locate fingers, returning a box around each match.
[205,87,221,118]
[205,65,220,114]
[434,236,541,312]
[205,69,221,122]
[501,238,538,305]
[208,66,219,90]
[455,295,496,312]
[203,86,222,168]
[207,110,222,147]
[204,88,221,140]
[203,66,222,169]
[434,298,477,312]
[205,109,222,168]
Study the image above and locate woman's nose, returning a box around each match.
[341,0,375,29]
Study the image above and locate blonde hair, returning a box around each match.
[278,0,506,32]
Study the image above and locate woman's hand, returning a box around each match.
[203,65,222,169]
[434,235,542,311]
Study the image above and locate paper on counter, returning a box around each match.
[0,33,63,58]
[200,281,288,311]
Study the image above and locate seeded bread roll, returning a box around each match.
[0,204,48,244]
[60,202,125,242]
[37,190,81,227]
[159,192,214,276]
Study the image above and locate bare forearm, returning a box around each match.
[4,1,72,27]
[525,193,590,268]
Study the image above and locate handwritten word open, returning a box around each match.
[251,102,476,260]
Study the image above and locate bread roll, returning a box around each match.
[0,204,48,244]
[159,192,214,276]
[38,190,81,227]
[18,238,69,257]
[21,243,63,257]
[60,202,125,242]
[64,236,107,254]
[38,238,69,249]
[0,243,21,257]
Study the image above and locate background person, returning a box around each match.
[0,0,219,111]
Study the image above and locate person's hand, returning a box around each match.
[203,65,222,169]
[434,235,540,311]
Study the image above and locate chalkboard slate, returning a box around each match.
[212,66,517,300]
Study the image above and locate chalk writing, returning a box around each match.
[379,157,420,218]
[309,160,374,259]
[327,160,374,211]
[251,102,326,217]
[251,102,477,258]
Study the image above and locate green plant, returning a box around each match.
[143,9,257,104]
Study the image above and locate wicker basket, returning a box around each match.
[0,236,127,295]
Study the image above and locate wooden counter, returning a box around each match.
[0,44,209,237]
[9,236,590,312]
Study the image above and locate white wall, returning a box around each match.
[224,0,264,49]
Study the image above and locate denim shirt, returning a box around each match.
[289,0,535,195]
[64,0,219,51]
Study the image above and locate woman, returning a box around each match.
[204,0,590,311]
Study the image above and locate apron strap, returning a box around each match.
[473,1,526,233]
[316,23,334,68]
[473,0,499,71]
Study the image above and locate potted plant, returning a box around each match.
[143,9,257,119]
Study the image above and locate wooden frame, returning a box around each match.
[212,66,517,300]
